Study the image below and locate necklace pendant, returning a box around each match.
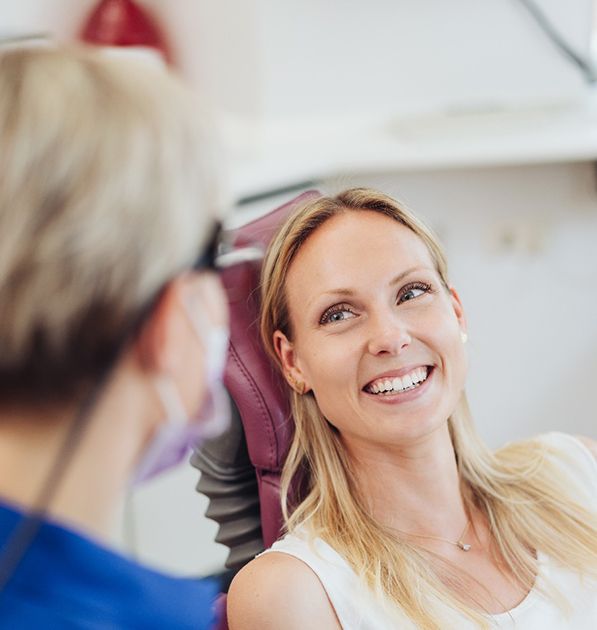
[458,541,471,551]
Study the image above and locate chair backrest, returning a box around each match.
[193,190,321,570]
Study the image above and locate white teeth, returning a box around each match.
[366,367,429,395]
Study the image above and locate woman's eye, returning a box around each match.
[320,306,356,325]
[398,282,432,304]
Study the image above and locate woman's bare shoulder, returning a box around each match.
[227,551,341,630]
[576,435,597,461]
[524,431,597,463]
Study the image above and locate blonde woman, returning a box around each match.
[0,48,228,628]
[228,188,597,629]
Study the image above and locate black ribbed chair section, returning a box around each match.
[191,400,263,571]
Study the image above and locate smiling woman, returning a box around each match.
[227,188,597,630]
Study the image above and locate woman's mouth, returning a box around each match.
[363,366,433,396]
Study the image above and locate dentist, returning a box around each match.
[0,46,228,628]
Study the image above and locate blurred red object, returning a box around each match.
[80,0,171,65]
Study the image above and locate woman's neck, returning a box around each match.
[347,423,469,537]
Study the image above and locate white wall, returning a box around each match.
[123,462,228,577]
[0,0,94,40]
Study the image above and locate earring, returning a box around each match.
[287,373,306,395]
[460,331,468,344]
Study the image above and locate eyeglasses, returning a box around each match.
[193,221,222,272]
[193,221,264,272]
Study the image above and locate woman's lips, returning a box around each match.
[364,365,429,394]
[362,365,434,404]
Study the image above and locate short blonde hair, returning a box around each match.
[0,47,217,403]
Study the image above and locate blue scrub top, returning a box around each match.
[0,500,219,629]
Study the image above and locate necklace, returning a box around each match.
[392,520,472,552]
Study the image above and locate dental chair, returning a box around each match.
[191,190,322,630]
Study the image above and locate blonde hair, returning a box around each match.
[0,46,217,404]
[260,188,597,628]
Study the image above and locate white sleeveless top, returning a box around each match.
[262,433,597,629]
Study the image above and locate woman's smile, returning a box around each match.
[361,365,435,404]
[363,364,430,394]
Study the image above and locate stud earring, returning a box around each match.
[460,331,468,344]
[287,373,306,395]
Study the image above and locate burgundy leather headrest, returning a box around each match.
[222,190,321,475]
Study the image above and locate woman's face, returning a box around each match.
[275,210,468,450]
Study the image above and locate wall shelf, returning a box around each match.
[226,88,597,201]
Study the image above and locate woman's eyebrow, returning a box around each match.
[388,265,429,286]
[307,266,429,307]
[304,288,355,312]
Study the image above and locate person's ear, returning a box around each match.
[135,276,197,377]
[273,330,310,395]
[449,286,467,339]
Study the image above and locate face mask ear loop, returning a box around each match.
[128,375,191,486]
[153,375,188,427]
[180,294,231,442]
[182,295,207,341]
[182,297,229,375]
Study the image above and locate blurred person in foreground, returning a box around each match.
[228,188,597,629]
[0,46,229,629]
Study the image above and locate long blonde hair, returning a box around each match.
[260,188,597,628]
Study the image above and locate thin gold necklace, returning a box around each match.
[392,520,472,552]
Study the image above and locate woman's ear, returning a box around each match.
[273,330,310,394]
[449,286,467,337]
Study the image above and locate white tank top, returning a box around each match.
[263,433,597,629]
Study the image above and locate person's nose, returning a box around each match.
[366,309,411,357]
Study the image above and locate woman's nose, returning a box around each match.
[366,313,411,356]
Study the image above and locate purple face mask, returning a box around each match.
[131,305,230,485]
